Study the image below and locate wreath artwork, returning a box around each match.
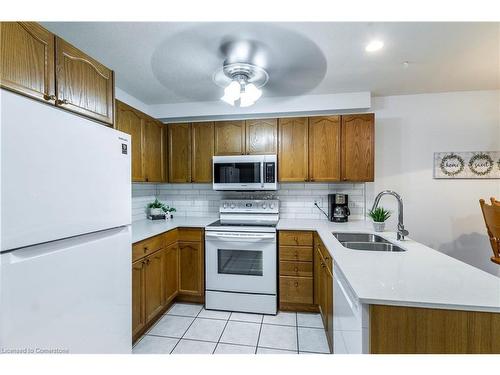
[434,151,500,179]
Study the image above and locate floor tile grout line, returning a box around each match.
[212,312,232,354]
[254,314,264,354]
[257,345,298,353]
[169,304,204,354]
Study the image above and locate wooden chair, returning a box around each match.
[479,197,500,265]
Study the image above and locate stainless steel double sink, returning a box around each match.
[332,232,406,252]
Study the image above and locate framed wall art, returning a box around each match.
[434,151,500,179]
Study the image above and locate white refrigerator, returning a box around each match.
[0,89,132,354]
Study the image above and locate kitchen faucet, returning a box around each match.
[371,190,409,240]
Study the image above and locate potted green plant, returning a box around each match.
[148,198,166,216]
[368,207,391,232]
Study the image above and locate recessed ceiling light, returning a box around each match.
[365,40,384,52]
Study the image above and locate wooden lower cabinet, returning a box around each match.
[370,305,500,354]
[132,259,146,339]
[314,234,334,353]
[164,242,179,305]
[144,250,165,322]
[132,228,204,343]
[178,240,204,299]
[279,231,315,312]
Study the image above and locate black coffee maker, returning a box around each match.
[328,194,350,222]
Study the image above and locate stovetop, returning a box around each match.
[205,219,277,233]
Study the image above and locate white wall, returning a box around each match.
[368,90,500,276]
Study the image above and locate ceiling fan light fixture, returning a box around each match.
[214,62,268,107]
[220,80,241,105]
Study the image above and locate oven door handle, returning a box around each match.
[206,232,276,241]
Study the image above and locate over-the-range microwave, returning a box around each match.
[213,154,277,191]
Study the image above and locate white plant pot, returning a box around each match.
[150,208,164,216]
[372,221,386,232]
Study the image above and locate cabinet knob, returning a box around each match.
[294,267,299,273]
[143,247,148,253]
[44,94,56,101]
[294,281,299,288]
[304,178,307,182]
[56,99,69,105]
[310,178,315,182]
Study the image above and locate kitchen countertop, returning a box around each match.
[279,219,500,313]
[131,216,218,243]
[132,216,500,313]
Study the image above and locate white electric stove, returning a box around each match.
[205,199,279,315]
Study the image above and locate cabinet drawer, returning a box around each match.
[178,228,203,242]
[280,261,313,277]
[133,235,163,262]
[279,276,313,305]
[279,246,313,262]
[279,231,313,246]
[164,229,178,246]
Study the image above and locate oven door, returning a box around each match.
[205,231,277,294]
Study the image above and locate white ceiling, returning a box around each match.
[43,22,500,105]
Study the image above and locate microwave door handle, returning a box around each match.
[261,161,264,188]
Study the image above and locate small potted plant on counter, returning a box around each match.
[147,199,177,220]
[368,207,391,232]
[148,198,166,217]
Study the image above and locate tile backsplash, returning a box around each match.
[132,182,366,222]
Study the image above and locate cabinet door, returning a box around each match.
[341,114,375,181]
[0,22,55,103]
[309,116,341,182]
[164,242,179,305]
[115,100,144,182]
[325,267,334,353]
[178,241,203,296]
[192,122,214,183]
[143,119,164,182]
[168,123,192,183]
[278,117,309,182]
[55,37,114,125]
[214,121,245,155]
[144,251,164,323]
[245,118,277,155]
[132,259,145,338]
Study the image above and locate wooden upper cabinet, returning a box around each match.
[278,117,309,182]
[55,37,114,125]
[0,22,55,102]
[245,118,277,155]
[341,113,375,182]
[143,119,165,182]
[115,100,144,182]
[308,116,341,182]
[168,123,192,183]
[191,122,214,183]
[214,121,245,155]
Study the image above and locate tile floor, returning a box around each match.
[133,302,330,354]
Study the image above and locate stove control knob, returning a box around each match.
[262,203,267,209]
[230,203,236,209]
[269,203,275,209]
[223,203,228,209]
